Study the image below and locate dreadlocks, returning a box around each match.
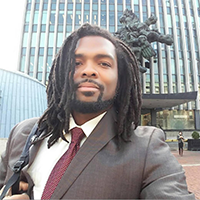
[38,23,142,148]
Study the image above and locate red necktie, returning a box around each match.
[41,127,85,199]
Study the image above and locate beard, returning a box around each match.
[71,98,114,114]
[71,79,116,114]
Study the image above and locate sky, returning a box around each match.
[0,0,25,71]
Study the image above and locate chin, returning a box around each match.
[71,98,114,114]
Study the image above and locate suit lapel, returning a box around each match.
[51,108,117,199]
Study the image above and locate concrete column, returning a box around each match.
[194,110,200,130]
[150,109,157,126]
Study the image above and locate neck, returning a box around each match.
[72,109,108,126]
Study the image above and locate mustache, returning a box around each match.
[73,79,104,91]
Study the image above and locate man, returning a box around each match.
[177,131,185,156]
[0,24,194,199]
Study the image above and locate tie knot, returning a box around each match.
[71,127,85,144]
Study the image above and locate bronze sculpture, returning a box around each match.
[114,9,173,73]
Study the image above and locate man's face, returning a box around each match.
[72,36,118,113]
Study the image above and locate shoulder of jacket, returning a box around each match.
[133,126,164,139]
[11,117,39,138]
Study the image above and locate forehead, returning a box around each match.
[75,36,116,55]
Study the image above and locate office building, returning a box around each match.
[0,68,47,138]
[17,0,200,134]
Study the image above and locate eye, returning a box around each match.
[99,62,111,68]
[75,61,82,66]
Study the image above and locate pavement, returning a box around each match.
[172,150,200,200]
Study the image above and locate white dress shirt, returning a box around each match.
[27,112,106,199]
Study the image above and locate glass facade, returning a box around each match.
[18,0,200,131]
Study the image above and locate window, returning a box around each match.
[27,3,31,10]
[58,13,64,24]
[42,11,47,24]
[48,33,54,47]
[76,3,81,10]
[59,3,65,10]
[40,33,45,47]
[24,25,29,32]
[50,12,56,24]
[25,11,30,23]
[35,3,40,10]
[67,3,73,10]
[43,3,48,10]
[23,33,28,47]
[93,4,98,10]
[51,3,56,10]
[41,24,46,32]
[32,25,37,32]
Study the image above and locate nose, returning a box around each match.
[81,63,98,78]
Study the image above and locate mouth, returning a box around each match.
[77,82,100,92]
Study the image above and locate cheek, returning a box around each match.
[105,75,118,95]
[73,69,80,81]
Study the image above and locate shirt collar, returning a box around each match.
[69,112,106,137]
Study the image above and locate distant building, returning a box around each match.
[0,68,47,138]
[17,0,200,133]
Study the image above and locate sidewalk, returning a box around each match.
[172,150,200,200]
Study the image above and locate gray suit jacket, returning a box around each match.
[0,109,195,199]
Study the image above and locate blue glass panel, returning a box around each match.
[58,24,63,32]
[32,25,37,32]
[109,26,115,33]
[49,24,55,32]
[42,11,47,24]
[41,24,46,32]
[76,3,81,10]
[84,11,90,22]
[24,25,29,32]
[101,13,106,25]
[27,3,31,10]
[109,12,115,25]
[38,56,44,71]
[84,3,90,10]
[101,4,106,10]
[51,3,56,10]
[58,12,64,24]
[40,33,45,47]
[37,72,43,81]
[66,25,72,32]
[33,11,39,24]
[92,11,98,24]
[35,3,40,10]
[20,57,25,72]
[67,3,73,10]
[43,3,48,10]
[48,47,53,55]
[48,33,54,47]
[57,33,63,47]
[67,12,73,23]
[93,4,98,10]
[39,47,44,55]
[59,3,65,10]
[23,33,28,47]
[22,48,26,55]
[25,11,30,23]
[50,12,56,24]
[29,56,34,72]
[109,4,114,10]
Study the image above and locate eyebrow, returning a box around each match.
[75,53,115,61]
